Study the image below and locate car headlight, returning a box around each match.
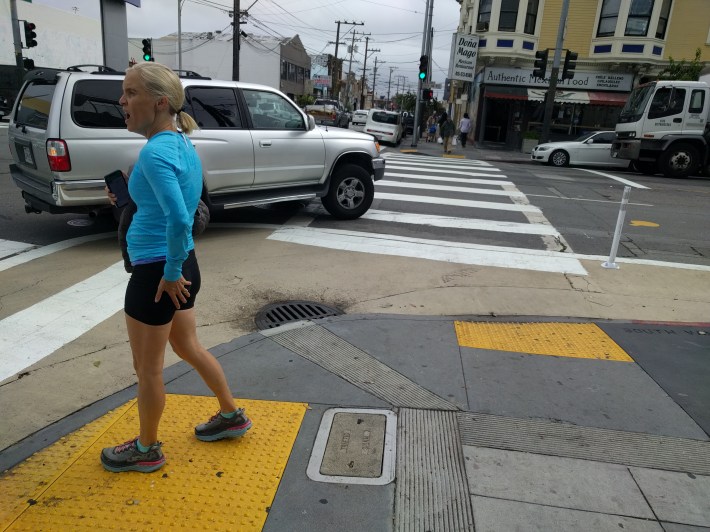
[535,145,551,152]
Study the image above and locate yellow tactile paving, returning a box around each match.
[454,322,633,361]
[0,395,307,531]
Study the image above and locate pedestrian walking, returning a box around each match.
[101,62,251,474]
[458,112,471,148]
[440,114,455,154]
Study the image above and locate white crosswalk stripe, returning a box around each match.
[268,155,582,272]
[377,180,526,198]
[374,192,542,212]
[384,172,509,186]
[385,166,506,178]
[360,210,560,236]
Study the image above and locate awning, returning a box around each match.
[485,86,528,100]
[528,89,590,104]
[588,91,628,106]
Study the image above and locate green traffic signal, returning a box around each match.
[418,55,428,81]
[142,38,153,62]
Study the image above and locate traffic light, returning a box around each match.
[142,38,153,62]
[422,88,433,101]
[23,21,37,48]
[562,50,578,81]
[532,49,548,79]
[418,55,428,81]
[23,58,35,70]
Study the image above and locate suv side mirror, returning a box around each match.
[307,114,316,131]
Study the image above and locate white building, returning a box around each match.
[135,32,311,98]
[0,1,102,68]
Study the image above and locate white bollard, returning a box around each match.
[602,185,631,269]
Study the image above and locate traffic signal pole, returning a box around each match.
[412,0,433,147]
[9,0,26,87]
[540,0,570,144]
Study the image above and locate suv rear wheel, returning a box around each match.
[322,164,374,220]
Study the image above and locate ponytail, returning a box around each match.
[176,110,198,135]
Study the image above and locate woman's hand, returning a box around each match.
[155,276,192,309]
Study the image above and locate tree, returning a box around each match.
[393,92,416,113]
[658,48,704,81]
[297,94,315,107]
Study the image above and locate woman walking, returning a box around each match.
[101,62,250,473]
[458,112,471,148]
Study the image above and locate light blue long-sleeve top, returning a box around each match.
[127,131,202,281]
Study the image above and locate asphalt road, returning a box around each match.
[2,125,710,266]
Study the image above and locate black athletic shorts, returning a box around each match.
[124,250,201,326]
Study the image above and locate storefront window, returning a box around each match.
[524,0,539,35]
[625,0,654,36]
[477,0,492,27]
[499,0,519,31]
[597,0,621,37]
[655,0,672,39]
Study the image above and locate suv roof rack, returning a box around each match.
[66,65,124,75]
[23,68,63,83]
[174,70,211,80]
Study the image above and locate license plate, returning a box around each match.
[23,146,34,165]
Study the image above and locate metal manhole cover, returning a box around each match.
[255,300,343,330]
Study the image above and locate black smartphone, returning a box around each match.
[104,170,130,208]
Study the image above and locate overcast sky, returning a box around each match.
[36,0,461,96]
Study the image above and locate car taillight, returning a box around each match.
[47,139,71,171]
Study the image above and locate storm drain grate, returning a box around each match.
[255,301,343,330]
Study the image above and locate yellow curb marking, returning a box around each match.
[0,395,307,531]
[443,154,466,159]
[399,149,418,153]
[630,220,660,227]
[454,322,633,361]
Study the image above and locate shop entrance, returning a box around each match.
[482,98,510,143]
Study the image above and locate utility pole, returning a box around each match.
[178,0,184,70]
[232,0,240,80]
[346,31,357,109]
[333,20,363,101]
[412,0,434,146]
[371,57,382,109]
[540,0,570,143]
[387,67,396,107]
[361,39,379,109]
[9,0,24,88]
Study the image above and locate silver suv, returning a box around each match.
[8,65,385,220]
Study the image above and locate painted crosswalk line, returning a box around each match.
[267,226,587,275]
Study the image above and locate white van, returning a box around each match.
[364,109,403,145]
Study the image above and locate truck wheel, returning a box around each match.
[659,143,699,178]
[322,164,374,220]
[633,160,657,175]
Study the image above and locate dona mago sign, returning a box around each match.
[448,33,479,82]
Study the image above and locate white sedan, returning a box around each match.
[531,131,630,168]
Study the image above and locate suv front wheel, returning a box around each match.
[322,164,374,220]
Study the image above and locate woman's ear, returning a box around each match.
[156,95,170,111]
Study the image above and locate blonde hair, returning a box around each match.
[129,62,199,135]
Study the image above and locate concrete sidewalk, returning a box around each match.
[1,313,708,531]
[395,135,534,163]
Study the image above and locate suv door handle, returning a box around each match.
[259,140,272,147]
[673,118,682,123]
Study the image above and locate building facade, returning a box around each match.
[454,0,710,149]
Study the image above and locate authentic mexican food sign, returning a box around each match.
[448,33,479,82]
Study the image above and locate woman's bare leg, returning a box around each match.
[126,314,172,446]
[168,308,236,412]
